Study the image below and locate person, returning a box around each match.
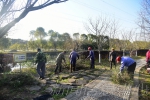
[55,51,66,74]
[86,47,95,69]
[146,49,150,68]
[109,48,117,69]
[146,49,150,73]
[116,56,136,78]
[69,49,79,72]
[35,48,47,79]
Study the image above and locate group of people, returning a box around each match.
[34,47,95,79]
[34,47,150,80]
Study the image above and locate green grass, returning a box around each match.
[139,66,150,100]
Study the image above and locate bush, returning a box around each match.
[0,72,37,88]
[111,69,133,85]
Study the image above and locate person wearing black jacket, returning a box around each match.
[109,48,117,69]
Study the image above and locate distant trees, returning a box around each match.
[73,33,80,51]
[34,27,47,40]
[0,37,11,51]
[5,25,142,52]
[0,0,68,38]
[3,28,150,52]
[16,26,110,51]
[61,33,72,50]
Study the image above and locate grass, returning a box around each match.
[139,66,150,100]
[0,58,126,100]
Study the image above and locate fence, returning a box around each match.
[0,49,148,72]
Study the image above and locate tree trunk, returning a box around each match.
[0,9,29,38]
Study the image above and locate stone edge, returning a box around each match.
[129,65,145,100]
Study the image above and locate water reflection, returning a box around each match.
[10,60,56,72]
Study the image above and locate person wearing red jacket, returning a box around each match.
[146,49,150,63]
[146,49,150,72]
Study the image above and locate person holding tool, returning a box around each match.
[69,49,79,72]
[86,47,95,69]
[54,51,66,74]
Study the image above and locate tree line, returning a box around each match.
[0,27,150,52]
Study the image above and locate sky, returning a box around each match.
[7,0,142,41]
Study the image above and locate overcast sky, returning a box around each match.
[7,0,142,40]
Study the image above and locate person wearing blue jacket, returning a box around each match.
[69,49,79,72]
[116,56,136,78]
[86,47,95,69]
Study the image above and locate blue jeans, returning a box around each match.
[37,62,45,78]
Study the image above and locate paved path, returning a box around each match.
[61,59,146,100]
[130,58,146,100]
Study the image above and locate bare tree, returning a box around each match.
[118,29,140,57]
[138,0,150,41]
[0,0,68,38]
[108,19,120,50]
[120,30,133,56]
[85,16,110,63]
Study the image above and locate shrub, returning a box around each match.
[111,69,133,85]
[0,72,37,88]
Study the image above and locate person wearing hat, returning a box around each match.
[69,49,79,72]
[55,51,67,74]
[116,56,136,78]
[86,47,95,69]
[109,48,117,69]
[35,48,47,79]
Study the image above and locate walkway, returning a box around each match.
[61,59,146,100]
